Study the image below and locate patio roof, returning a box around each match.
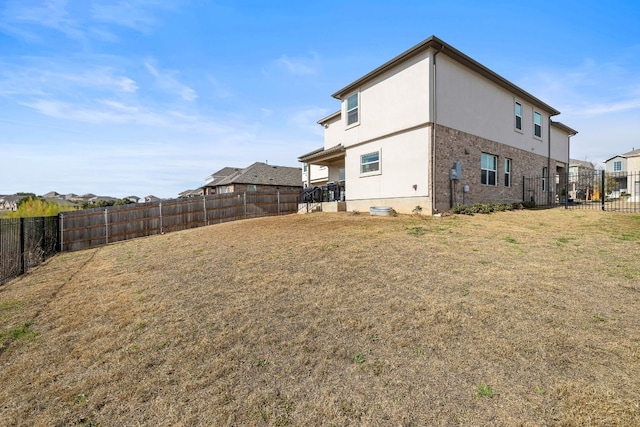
[298,144,345,165]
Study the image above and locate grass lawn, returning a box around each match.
[1,209,639,426]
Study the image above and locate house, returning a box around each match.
[298,35,577,214]
[202,162,302,195]
[604,148,640,201]
[0,195,20,211]
[178,189,204,198]
[567,159,596,201]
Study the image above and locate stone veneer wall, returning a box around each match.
[433,124,559,213]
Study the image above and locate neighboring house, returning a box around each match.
[0,195,20,211]
[202,162,302,195]
[125,195,141,203]
[144,195,161,203]
[178,189,204,198]
[203,167,242,195]
[301,161,330,188]
[567,159,596,201]
[298,35,577,214]
[604,148,640,201]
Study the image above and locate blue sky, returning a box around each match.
[1,0,639,198]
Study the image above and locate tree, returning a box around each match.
[6,197,75,218]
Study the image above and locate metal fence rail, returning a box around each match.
[524,170,640,212]
[0,216,59,285]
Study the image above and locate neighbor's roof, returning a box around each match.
[569,159,594,169]
[212,162,302,187]
[604,148,640,163]
[331,35,561,116]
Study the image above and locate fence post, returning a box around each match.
[243,192,247,219]
[601,170,605,211]
[20,217,25,275]
[522,176,525,202]
[277,191,281,216]
[203,195,207,226]
[104,208,109,244]
[159,201,164,234]
[59,214,64,252]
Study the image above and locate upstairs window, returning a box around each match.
[346,93,359,126]
[504,158,512,187]
[361,151,380,174]
[481,153,497,186]
[614,161,622,171]
[534,111,542,138]
[515,102,522,131]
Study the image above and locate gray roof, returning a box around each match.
[604,148,640,163]
[569,159,594,169]
[331,35,561,116]
[213,162,302,187]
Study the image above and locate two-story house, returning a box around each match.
[299,35,577,214]
[202,162,302,195]
[567,159,596,201]
[604,148,640,201]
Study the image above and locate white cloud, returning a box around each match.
[144,60,198,102]
[272,53,321,76]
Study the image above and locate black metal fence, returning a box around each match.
[0,216,60,285]
[523,170,640,212]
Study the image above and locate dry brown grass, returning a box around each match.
[1,209,639,426]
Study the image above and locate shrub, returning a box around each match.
[452,202,516,216]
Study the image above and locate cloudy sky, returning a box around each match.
[1,0,639,198]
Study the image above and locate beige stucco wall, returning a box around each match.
[550,126,570,165]
[435,54,566,162]
[338,51,431,149]
[344,125,431,204]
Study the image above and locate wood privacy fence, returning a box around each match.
[60,190,301,252]
[0,216,59,285]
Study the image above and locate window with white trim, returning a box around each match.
[614,161,622,171]
[534,111,542,138]
[346,93,359,126]
[542,167,548,191]
[504,158,512,187]
[481,153,497,186]
[515,102,522,131]
[360,151,380,174]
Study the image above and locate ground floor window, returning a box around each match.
[481,153,497,185]
[504,158,512,187]
[361,151,380,174]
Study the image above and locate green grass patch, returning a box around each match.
[0,321,37,351]
[476,384,498,398]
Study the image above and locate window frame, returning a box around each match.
[504,158,512,187]
[346,92,359,127]
[481,153,497,186]
[542,167,548,191]
[533,111,542,138]
[613,161,622,172]
[514,101,523,132]
[360,150,381,176]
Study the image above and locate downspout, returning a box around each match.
[547,116,552,205]
[565,132,574,208]
[431,45,443,214]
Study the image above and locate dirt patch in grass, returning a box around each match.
[1,209,639,426]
